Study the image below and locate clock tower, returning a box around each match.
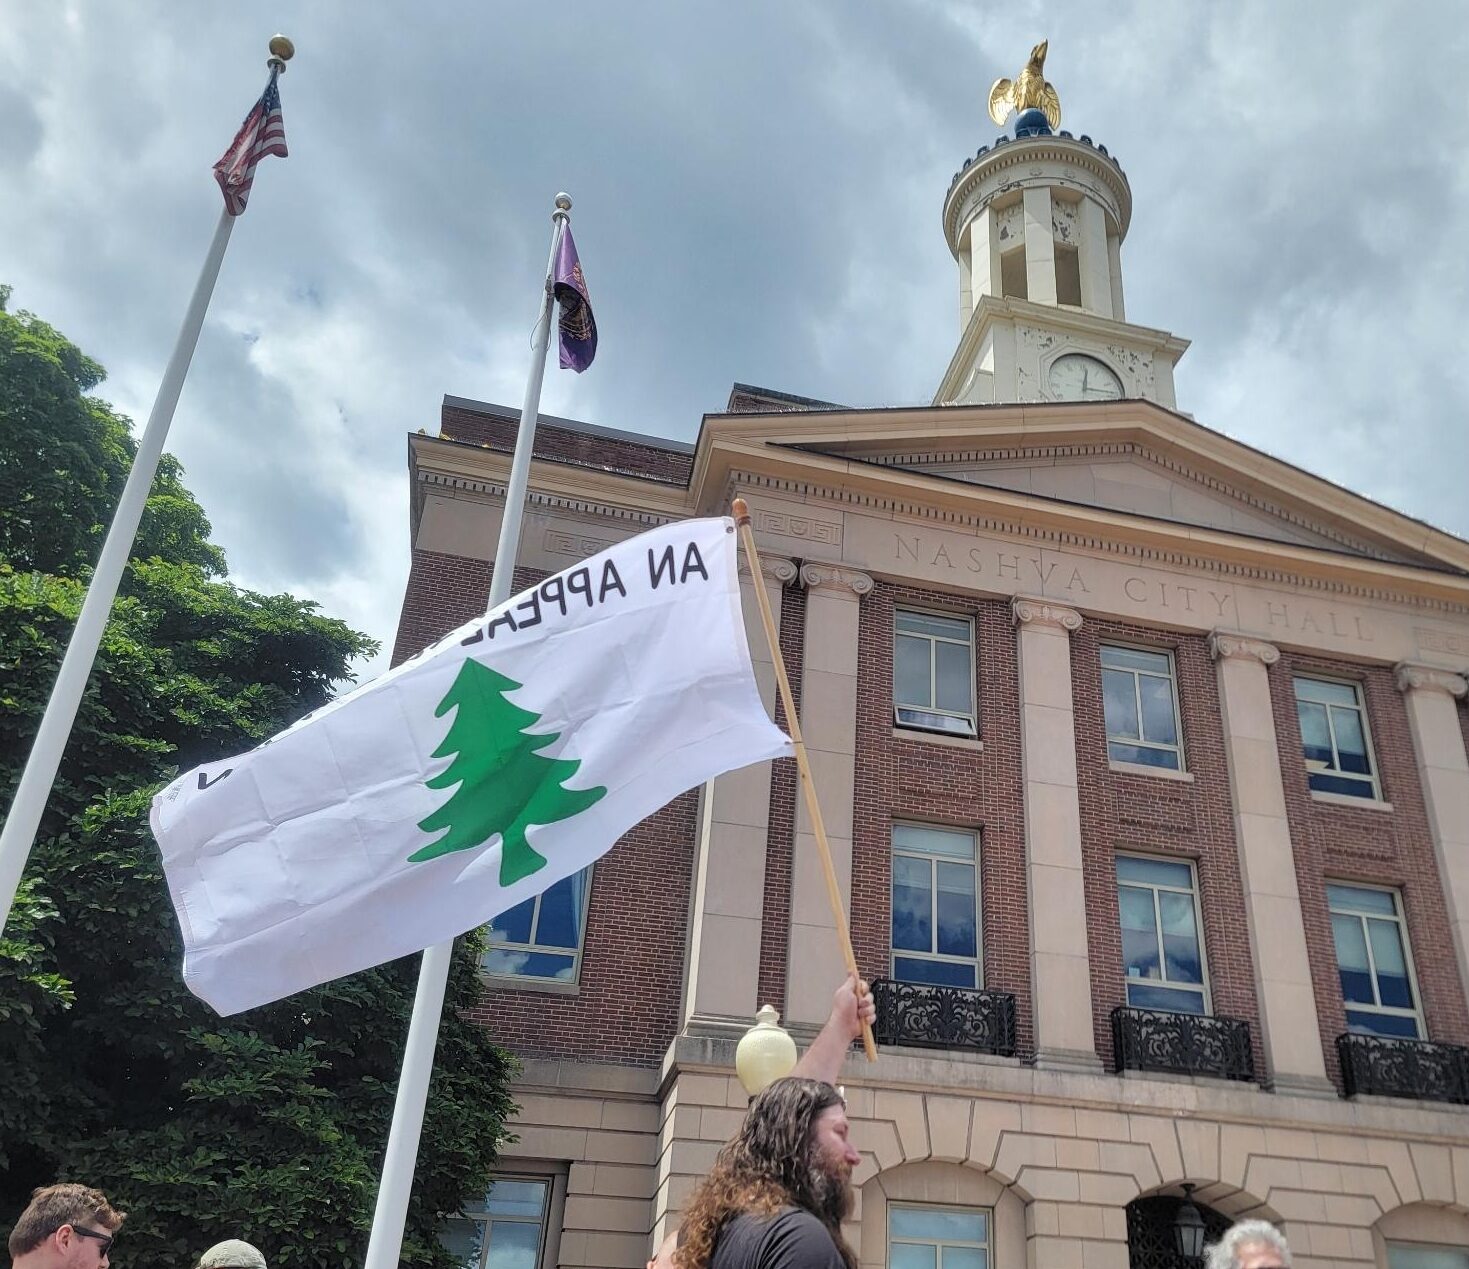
[935,44,1189,408]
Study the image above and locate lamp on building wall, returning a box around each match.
[1173,1184,1207,1259]
[735,1004,798,1096]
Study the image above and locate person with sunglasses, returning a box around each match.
[7,1183,124,1268]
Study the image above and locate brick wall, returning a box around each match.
[1071,620,1264,1075]
[851,584,1033,1059]
[1269,654,1469,1087]
[438,401,692,485]
[390,552,698,1067]
[757,580,807,1013]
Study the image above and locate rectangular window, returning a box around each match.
[891,824,980,989]
[889,1204,991,1269]
[1328,882,1422,1038]
[484,867,591,983]
[1388,1247,1469,1269]
[894,609,976,737]
[1101,644,1183,771]
[1116,855,1209,1014]
[1294,676,1380,799]
[443,1175,551,1269]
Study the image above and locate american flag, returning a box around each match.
[212,73,288,216]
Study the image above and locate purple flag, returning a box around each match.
[553,226,597,372]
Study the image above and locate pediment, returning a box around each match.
[880,444,1421,563]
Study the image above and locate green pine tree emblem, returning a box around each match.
[409,657,606,884]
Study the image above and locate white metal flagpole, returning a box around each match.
[0,205,236,932]
[0,35,296,934]
[360,193,572,1269]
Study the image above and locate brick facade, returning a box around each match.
[851,583,1034,1059]
[1270,654,1469,1086]
[1071,619,1266,1075]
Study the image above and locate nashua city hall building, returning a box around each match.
[390,54,1469,1269]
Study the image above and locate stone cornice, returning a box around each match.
[1012,596,1082,632]
[1394,662,1468,698]
[943,134,1132,252]
[1209,632,1281,666]
[713,466,1469,615]
[416,469,673,529]
[800,563,874,597]
[738,555,799,586]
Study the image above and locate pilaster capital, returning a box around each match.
[1394,661,1468,699]
[1208,631,1280,666]
[1011,596,1082,632]
[799,562,873,597]
[738,555,799,587]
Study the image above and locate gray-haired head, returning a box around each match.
[1204,1220,1291,1269]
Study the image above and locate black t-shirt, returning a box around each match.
[710,1208,844,1269]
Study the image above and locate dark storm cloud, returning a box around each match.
[2,2,1466,674]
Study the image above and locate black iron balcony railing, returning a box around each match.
[872,979,1017,1056]
[1112,1006,1256,1082]
[1337,1032,1469,1105]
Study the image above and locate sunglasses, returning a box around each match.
[71,1225,114,1256]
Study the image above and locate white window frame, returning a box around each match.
[893,607,977,738]
[446,1168,567,1269]
[483,865,593,987]
[1100,642,1185,771]
[1293,674,1382,800]
[1116,853,1213,1015]
[888,1202,993,1268]
[1327,881,1424,1039]
[890,823,982,987]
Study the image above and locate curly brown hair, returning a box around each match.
[675,1077,856,1269]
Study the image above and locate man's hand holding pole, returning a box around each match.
[792,971,877,1085]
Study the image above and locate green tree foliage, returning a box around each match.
[412,659,606,882]
[0,288,517,1266]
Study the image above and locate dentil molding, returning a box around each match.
[1208,632,1280,666]
[1394,662,1468,698]
[799,563,874,597]
[1011,596,1082,632]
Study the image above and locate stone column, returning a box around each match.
[1209,631,1333,1094]
[682,555,796,1033]
[1012,596,1100,1071]
[784,563,871,1028]
[1107,233,1125,320]
[1078,198,1113,318]
[1395,663,1469,1000]
[1022,187,1058,305]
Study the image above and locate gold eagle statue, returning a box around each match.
[988,40,1061,131]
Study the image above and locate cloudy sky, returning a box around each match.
[4,3,1467,680]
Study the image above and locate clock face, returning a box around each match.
[1048,353,1123,402]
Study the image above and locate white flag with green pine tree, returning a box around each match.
[150,517,791,1014]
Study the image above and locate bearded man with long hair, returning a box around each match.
[674,974,874,1269]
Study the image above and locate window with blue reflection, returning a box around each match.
[1293,676,1380,799]
[484,868,591,983]
[1116,855,1208,1014]
[441,1176,550,1269]
[1388,1244,1469,1268]
[1101,645,1183,770]
[889,1205,990,1269]
[891,825,980,989]
[1328,883,1421,1038]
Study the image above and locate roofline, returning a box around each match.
[729,382,847,411]
[695,396,1468,557]
[441,394,695,454]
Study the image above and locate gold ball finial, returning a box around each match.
[269,34,295,61]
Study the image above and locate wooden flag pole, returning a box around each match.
[732,498,877,1062]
